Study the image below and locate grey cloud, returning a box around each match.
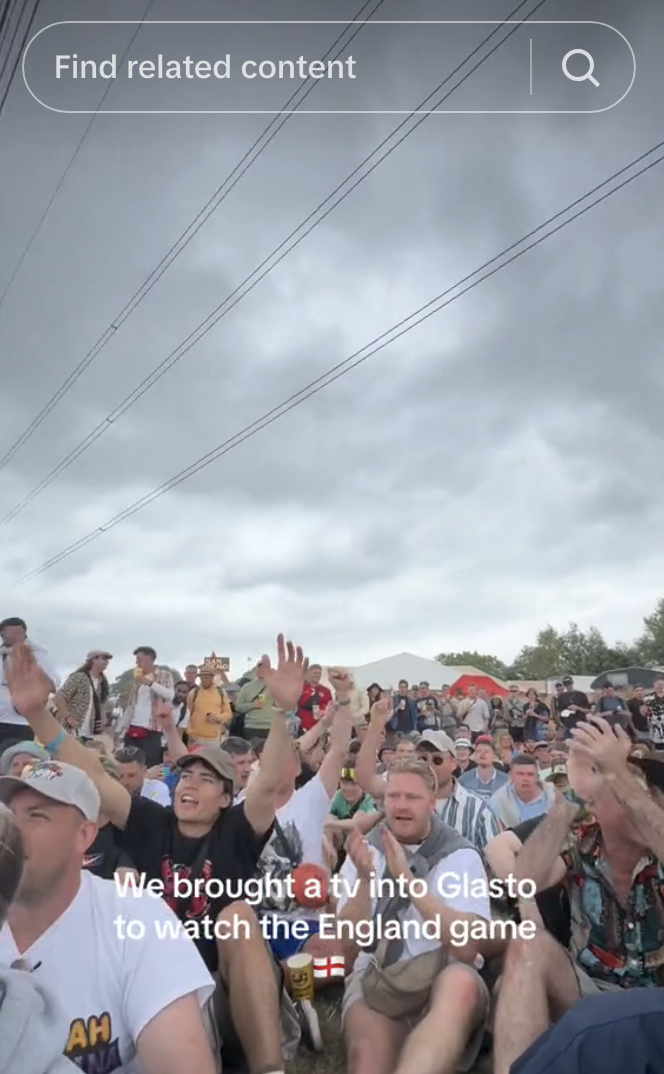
[0,0,662,677]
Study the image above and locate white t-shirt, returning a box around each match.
[277,774,331,868]
[0,642,60,725]
[336,844,491,972]
[257,774,332,914]
[0,871,214,1074]
[131,685,153,730]
[141,778,171,806]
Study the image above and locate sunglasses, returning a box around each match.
[417,752,446,766]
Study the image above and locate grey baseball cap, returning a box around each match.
[418,730,457,756]
[0,741,49,775]
[0,760,100,822]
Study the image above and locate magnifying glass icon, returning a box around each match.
[562,49,600,87]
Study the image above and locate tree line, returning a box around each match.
[436,597,664,681]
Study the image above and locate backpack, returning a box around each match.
[190,685,227,708]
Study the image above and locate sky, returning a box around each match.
[0,0,662,681]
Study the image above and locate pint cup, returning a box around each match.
[286,952,315,1001]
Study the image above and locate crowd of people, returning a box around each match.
[1,613,664,1074]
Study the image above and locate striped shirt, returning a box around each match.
[434,780,500,853]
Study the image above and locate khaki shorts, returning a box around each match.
[341,961,490,1073]
[573,961,623,997]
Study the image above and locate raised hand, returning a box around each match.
[257,634,308,713]
[571,716,632,775]
[4,643,52,718]
[370,697,393,728]
[327,667,353,698]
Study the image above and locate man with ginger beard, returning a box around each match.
[6,636,309,1074]
[336,758,492,1074]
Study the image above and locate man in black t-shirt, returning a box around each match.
[17,634,310,1074]
[556,676,590,738]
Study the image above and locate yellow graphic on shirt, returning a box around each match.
[65,1012,121,1073]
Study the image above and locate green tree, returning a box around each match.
[507,626,567,679]
[435,651,509,680]
[109,666,181,708]
[637,597,664,666]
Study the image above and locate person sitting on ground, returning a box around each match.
[338,758,492,1074]
[253,673,353,990]
[453,736,476,775]
[458,736,508,802]
[0,757,217,1074]
[325,761,382,865]
[485,809,571,950]
[494,729,516,767]
[0,802,79,1074]
[82,754,137,882]
[220,736,255,803]
[9,635,311,1074]
[493,717,664,1074]
[115,746,171,806]
[489,753,554,828]
[0,740,48,775]
[416,729,500,853]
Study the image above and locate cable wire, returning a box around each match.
[0,0,39,117]
[0,0,17,60]
[0,0,386,452]
[0,0,25,79]
[0,0,545,519]
[0,0,156,314]
[16,139,664,584]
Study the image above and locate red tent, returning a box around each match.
[448,673,509,698]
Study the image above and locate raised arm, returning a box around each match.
[354,698,393,800]
[317,700,354,797]
[5,644,133,829]
[243,635,307,836]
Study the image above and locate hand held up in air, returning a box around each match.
[370,697,393,728]
[327,667,353,700]
[571,715,632,777]
[4,643,52,718]
[257,634,308,713]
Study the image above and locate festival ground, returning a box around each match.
[287,996,493,1074]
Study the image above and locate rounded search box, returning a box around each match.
[562,49,599,87]
[22,21,635,114]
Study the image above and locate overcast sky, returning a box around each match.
[0,0,662,680]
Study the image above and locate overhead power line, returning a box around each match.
[0,0,545,521]
[16,139,664,585]
[0,0,39,116]
[0,0,18,60]
[0,0,386,447]
[0,0,156,314]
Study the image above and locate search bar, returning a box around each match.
[23,20,635,114]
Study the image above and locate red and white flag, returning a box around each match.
[313,955,345,979]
